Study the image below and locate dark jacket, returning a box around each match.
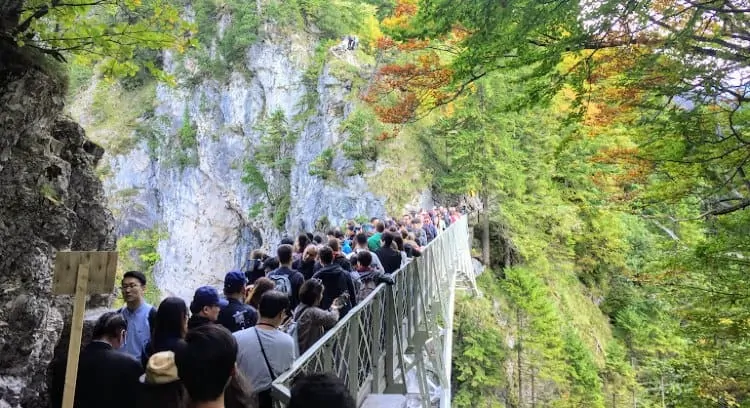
[293,258,316,280]
[375,246,402,274]
[187,314,213,330]
[141,336,185,368]
[313,253,352,274]
[405,243,422,258]
[69,341,142,408]
[244,258,266,284]
[312,264,358,315]
[218,298,258,333]
[268,266,305,309]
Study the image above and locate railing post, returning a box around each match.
[372,292,383,393]
[347,314,360,399]
[384,284,396,389]
[323,343,334,373]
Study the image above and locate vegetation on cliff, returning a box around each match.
[366,1,749,406]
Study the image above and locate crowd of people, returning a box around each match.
[52,208,462,408]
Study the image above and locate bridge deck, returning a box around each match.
[270,217,475,407]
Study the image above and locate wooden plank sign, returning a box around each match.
[53,251,117,295]
[53,251,118,408]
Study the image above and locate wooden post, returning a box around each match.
[53,251,117,408]
[61,263,90,408]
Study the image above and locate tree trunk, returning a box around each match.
[531,367,536,408]
[481,190,490,265]
[517,308,523,407]
[631,355,637,408]
[660,371,666,408]
[613,390,617,408]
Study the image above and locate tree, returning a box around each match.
[1,0,194,77]
[502,267,568,406]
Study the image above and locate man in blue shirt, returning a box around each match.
[119,270,156,362]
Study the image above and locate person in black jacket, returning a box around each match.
[313,238,352,274]
[292,244,317,280]
[312,246,358,316]
[61,312,142,408]
[218,270,258,332]
[375,232,402,275]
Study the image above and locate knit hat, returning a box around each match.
[140,351,179,385]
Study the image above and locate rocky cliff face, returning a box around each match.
[0,47,115,407]
[76,30,386,300]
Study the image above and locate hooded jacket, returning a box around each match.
[312,264,358,315]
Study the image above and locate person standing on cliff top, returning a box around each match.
[119,270,157,362]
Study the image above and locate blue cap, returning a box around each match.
[191,286,228,309]
[224,270,247,291]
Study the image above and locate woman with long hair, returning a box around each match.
[294,279,342,354]
[247,277,275,309]
[294,234,310,261]
[142,297,188,367]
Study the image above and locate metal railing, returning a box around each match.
[271,216,473,407]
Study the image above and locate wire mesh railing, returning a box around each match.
[271,216,471,407]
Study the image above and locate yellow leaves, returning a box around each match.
[381,0,419,30]
[718,318,733,326]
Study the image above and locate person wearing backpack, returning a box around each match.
[268,244,305,310]
[312,246,358,316]
[290,279,342,354]
[353,251,394,303]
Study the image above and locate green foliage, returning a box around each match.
[178,108,198,149]
[340,108,380,175]
[241,110,297,229]
[248,202,264,218]
[309,148,336,180]
[173,107,199,169]
[241,161,271,201]
[562,329,605,407]
[453,279,507,408]
[263,0,365,40]
[217,0,260,66]
[273,194,291,229]
[116,227,166,307]
[14,0,194,80]
[82,77,157,156]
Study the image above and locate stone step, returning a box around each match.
[361,394,408,408]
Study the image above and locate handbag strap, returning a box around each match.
[254,328,277,381]
[293,305,310,321]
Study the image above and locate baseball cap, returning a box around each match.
[224,270,247,291]
[140,351,179,385]
[191,286,228,310]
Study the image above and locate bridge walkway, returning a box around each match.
[270,216,476,407]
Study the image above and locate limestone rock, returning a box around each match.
[0,48,115,408]
[90,30,385,301]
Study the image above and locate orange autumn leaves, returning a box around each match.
[578,48,660,202]
[363,0,455,127]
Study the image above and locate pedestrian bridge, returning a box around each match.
[271,217,477,408]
